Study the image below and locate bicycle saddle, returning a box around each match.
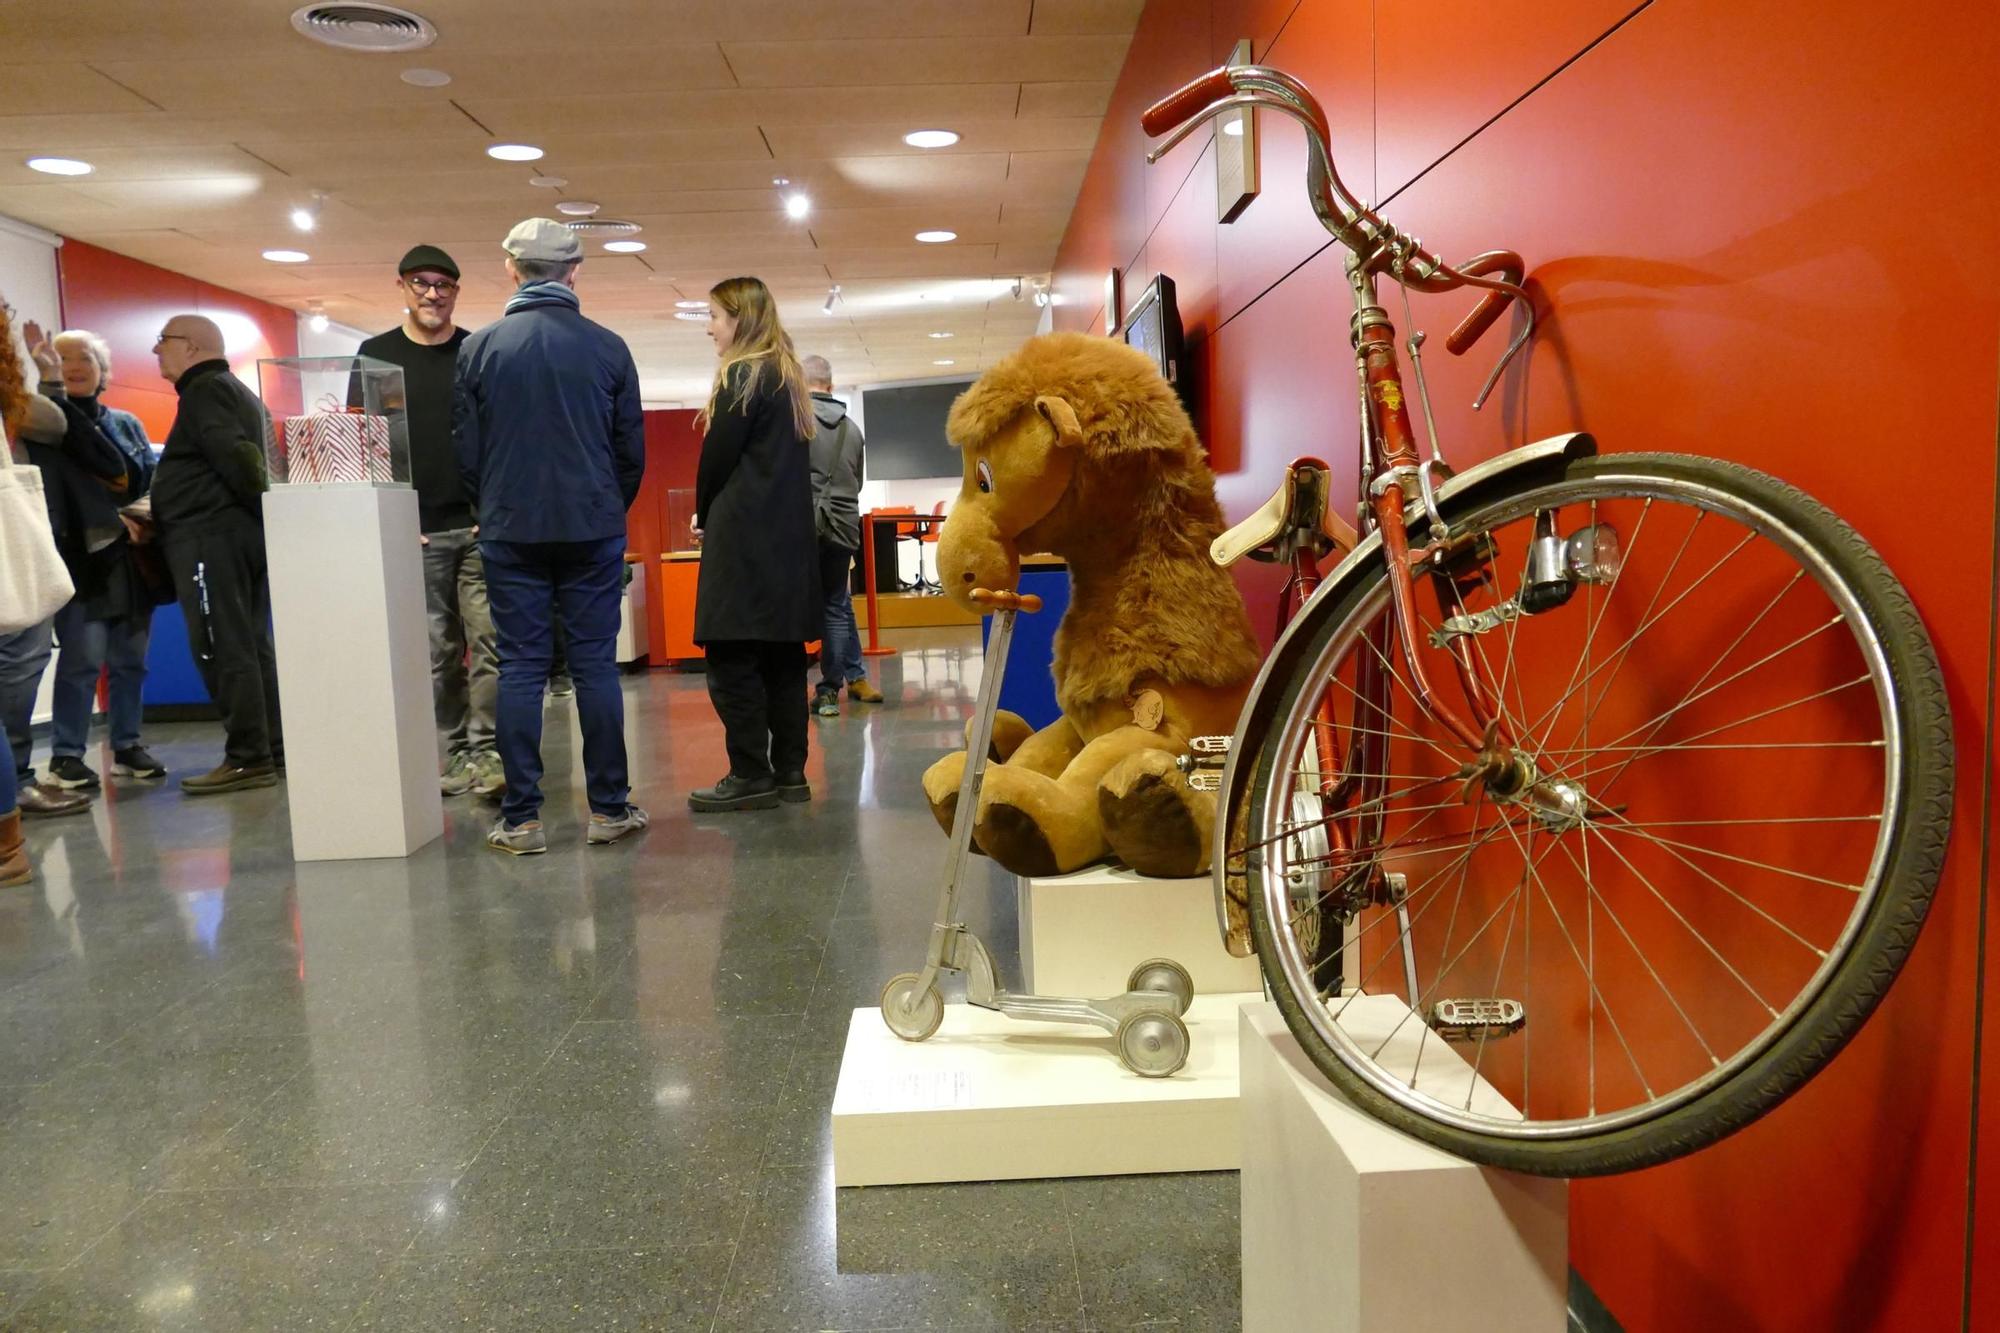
[1212,459,1358,568]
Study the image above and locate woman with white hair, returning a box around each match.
[21,322,164,789]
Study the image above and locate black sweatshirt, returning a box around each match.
[356,325,472,533]
[154,359,268,541]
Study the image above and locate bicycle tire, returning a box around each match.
[1238,452,1951,1176]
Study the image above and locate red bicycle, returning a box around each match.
[1147,64,1952,1175]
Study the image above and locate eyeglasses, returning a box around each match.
[154,333,191,346]
[404,277,459,295]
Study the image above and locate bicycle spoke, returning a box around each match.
[1588,820,1830,957]
[1590,820,1861,891]
[1586,675,1875,796]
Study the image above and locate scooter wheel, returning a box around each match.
[880,972,944,1042]
[1127,958,1195,1016]
[1115,1009,1190,1078]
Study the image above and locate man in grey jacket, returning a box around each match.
[803,357,881,717]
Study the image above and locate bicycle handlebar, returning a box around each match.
[1141,64,1533,370]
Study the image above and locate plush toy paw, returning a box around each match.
[974,764,1107,878]
[974,709,1035,763]
[1098,749,1212,877]
[922,751,968,836]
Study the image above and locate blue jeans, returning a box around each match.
[817,541,864,691]
[481,535,630,824]
[0,620,55,785]
[0,714,15,814]
[51,599,152,758]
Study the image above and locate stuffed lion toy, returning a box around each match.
[923,332,1262,880]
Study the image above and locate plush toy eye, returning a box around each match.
[976,459,993,494]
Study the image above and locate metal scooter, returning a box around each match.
[879,588,1197,1077]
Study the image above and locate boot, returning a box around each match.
[0,809,29,887]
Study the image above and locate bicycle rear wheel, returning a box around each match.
[1236,452,1951,1175]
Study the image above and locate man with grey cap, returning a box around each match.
[453,217,647,854]
[356,244,500,799]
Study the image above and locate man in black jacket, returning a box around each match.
[152,315,283,794]
[454,217,648,854]
[356,244,501,800]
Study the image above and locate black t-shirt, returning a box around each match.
[356,325,472,533]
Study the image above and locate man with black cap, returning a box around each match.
[357,245,501,799]
[454,217,647,854]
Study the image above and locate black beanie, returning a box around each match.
[397,244,460,280]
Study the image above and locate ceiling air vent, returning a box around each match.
[290,4,438,52]
[563,219,641,237]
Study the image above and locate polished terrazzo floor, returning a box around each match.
[0,628,1240,1331]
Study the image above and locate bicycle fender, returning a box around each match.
[1210,431,1597,952]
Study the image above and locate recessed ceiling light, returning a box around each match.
[905,129,960,149]
[674,311,708,322]
[784,193,811,220]
[603,239,647,253]
[486,143,543,162]
[289,207,316,231]
[26,156,92,176]
[529,174,567,188]
[400,67,451,87]
[263,249,311,263]
[674,300,708,309]
[933,359,956,366]
[928,331,953,339]
[555,200,600,216]
[914,230,956,243]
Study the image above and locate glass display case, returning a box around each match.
[257,355,410,486]
[666,486,700,553]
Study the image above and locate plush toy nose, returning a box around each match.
[936,504,1019,614]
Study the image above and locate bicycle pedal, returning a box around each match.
[1186,770,1221,792]
[1427,997,1526,1042]
[1189,735,1232,754]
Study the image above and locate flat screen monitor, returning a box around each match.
[1121,273,1188,410]
[858,377,975,480]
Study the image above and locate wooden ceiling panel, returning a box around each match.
[1028,0,1150,36]
[822,245,1002,280]
[762,117,1099,160]
[0,63,162,115]
[1001,150,1094,197]
[0,145,279,187]
[0,106,480,152]
[719,36,1131,88]
[417,0,1035,43]
[456,84,1024,135]
[1016,81,1118,119]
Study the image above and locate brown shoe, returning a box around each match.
[846,679,884,703]
[0,810,29,886]
[17,782,91,819]
[181,762,278,796]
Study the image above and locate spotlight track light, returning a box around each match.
[822,284,843,314]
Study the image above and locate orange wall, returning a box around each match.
[1057,2,1998,1328]
[56,240,299,441]
[629,408,704,662]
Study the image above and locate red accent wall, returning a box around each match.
[56,240,299,441]
[629,408,704,662]
[1059,2,1998,1328]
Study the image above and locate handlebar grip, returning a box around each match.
[1444,250,1526,356]
[1142,67,1238,137]
[971,588,1044,613]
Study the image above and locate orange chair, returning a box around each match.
[916,500,946,593]
[875,506,920,591]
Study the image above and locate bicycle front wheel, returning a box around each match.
[1237,453,1951,1175]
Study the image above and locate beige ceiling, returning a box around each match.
[0,0,1141,402]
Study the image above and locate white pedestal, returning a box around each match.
[617,568,648,664]
[264,484,443,861]
[1018,865,1263,996]
[831,993,1260,1186]
[1238,1001,1568,1333]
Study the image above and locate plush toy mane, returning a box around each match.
[950,332,1262,715]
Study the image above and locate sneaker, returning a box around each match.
[547,675,575,700]
[847,678,884,703]
[486,818,547,855]
[776,771,811,804]
[181,762,278,796]
[111,746,166,780]
[47,756,100,791]
[471,751,507,798]
[18,782,91,818]
[587,804,650,845]
[688,774,780,812]
[440,752,477,797]
[812,688,841,718]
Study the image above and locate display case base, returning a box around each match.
[831,993,1260,1187]
[1018,865,1263,997]
[1238,1000,1568,1332]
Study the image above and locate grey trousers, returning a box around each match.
[423,528,498,758]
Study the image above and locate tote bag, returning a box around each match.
[0,443,74,634]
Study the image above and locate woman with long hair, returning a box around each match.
[688,276,822,812]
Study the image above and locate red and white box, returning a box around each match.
[281,404,391,483]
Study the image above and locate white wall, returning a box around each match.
[296,314,374,359]
[0,213,65,730]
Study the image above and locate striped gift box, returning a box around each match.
[281,409,391,483]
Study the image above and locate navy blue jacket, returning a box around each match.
[451,289,645,543]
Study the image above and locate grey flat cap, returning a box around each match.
[503,217,582,264]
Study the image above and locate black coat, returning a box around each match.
[693,360,821,644]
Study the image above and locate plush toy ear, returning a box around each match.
[1034,395,1084,449]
